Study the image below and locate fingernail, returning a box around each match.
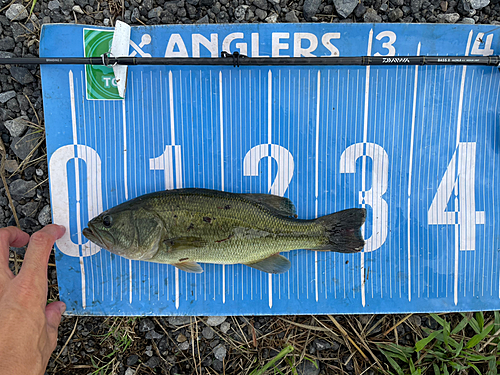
[58,225,66,233]
[59,302,66,314]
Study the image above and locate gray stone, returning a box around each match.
[303,0,321,20]
[0,91,16,104]
[4,116,29,137]
[20,201,38,217]
[139,318,155,332]
[145,330,164,340]
[9,179,37,199]
[354,3,366,17]
[103,18,110,26]
[265,12,278,22]
[35,168,43,177]
[234,5,248,20]
[124,368,135,375]
[313,338,331,351]
[206,316,226,326]
[148,6,162,18]
[144,356,160,368]
[11,129,41,161]
[363,7,382,22]
[297,359,320,375]
[48,0,61,10]
[4,159,19,174]
[167,316,191,325]
[333,0,358,18]
[11,23,26,43]
[380,3,388,11]
[213,344,227,361]
[253,0,267,9]
[38,205,52,226]
[0,51,15,59]
[124,9,132,21]
[197,15,210,23]
[246,8,254,20]
[410,315,422,326]
[470,0,489,9]
[179,341,190,350]
[61,0,74,11]
[126,355,139,366]
[461,17,475,23]
[388,8,403,21]
[202,326,215,339]
[285,10,299,22]
[0,37,15,51]
[6,4,28,21]
[220,322,230,333]
[438,12,460,23]
[410,0,422,12]
[255,8,267,19]
[145,345,153,356]
[72,5,84,13]
[131,8,140,21]
[10,67,34,85]
[212,359,223,372]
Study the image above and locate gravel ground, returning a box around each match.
[1,0,499,374]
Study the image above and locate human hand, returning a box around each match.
[0,225,66,375]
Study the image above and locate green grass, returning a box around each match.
[377,312,500,375]
[249,344,295,375]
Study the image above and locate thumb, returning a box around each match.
[45,301,66,343]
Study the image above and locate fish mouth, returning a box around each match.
[82,225,107,249]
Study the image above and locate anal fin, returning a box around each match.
[244,254,291,274]
[173,261,204,273]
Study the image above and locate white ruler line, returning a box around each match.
[219,71,226,304]
[315,70,321,302]
[268,69,273,309]
[69,71,86,310]
[407,42,421,302]
[454,30,473,306]
[361,29,373,308]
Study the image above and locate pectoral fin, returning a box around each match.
[173,261,204,273]
[244,254,291,274]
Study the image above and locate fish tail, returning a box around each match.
[311,208,367,253]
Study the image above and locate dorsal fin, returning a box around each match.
[242,193,297,218]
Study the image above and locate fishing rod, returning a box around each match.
[1,52,500,68]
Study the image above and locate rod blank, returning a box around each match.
[1,55,500,67]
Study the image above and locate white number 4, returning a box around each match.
[428,142,485,251]
[471,33,494,56]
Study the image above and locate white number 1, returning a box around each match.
[428,142,485,250]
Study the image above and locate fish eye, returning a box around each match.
[102,215,113,228]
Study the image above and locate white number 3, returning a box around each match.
[374,31,396,57]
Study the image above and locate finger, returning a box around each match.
[0,226,29,272]
[20,225,65,285]
[45,301,66,348]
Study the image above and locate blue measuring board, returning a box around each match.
[40,23,500,316]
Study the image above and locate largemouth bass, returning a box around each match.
[82,188,366,274]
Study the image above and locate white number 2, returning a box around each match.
[428,142,485,251]
[374,31,396,57]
